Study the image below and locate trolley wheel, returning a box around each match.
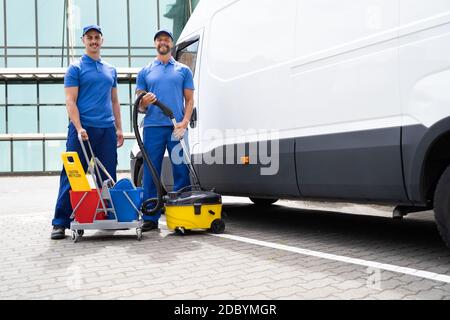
[175,227,185,235]
[77,230,84,237]
[210,219,225,234]
[72,231,79,243]
[136,228,143,241]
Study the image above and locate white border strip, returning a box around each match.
[159,221,450,284]
[212,233,450,284]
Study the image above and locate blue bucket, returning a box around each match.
[109,179,143,222]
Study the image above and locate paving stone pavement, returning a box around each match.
[1,175,450,300]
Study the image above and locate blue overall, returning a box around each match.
[142,127,190,222]
[52,54,118,228]
[136,57,195,222]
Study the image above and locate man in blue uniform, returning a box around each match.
[136,29,195,232]
[51,25,124,239]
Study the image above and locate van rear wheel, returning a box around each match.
[434,165,450,248]
[136,163,143,187]
[249,197,278,206]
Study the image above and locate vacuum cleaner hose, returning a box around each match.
[133,92,164,216]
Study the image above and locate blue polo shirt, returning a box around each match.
[136,57,194,127]
[64,54,117,128]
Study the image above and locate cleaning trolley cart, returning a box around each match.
[62,135,144,243]
[133,93,225,235]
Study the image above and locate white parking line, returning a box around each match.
[159,221,450,284]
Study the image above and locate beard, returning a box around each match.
[157,44,171,55]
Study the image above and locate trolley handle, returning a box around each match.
[77,134,100,182]
[77,134,116,185]
[77,134,95,179]
[76,133,109,217]
[77,134,91,165]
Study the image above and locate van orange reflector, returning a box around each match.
[240,156,250,165]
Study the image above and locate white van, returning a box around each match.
[131,0,450,247]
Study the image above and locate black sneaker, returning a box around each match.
[51,225,66,240]
[142,221,158,232]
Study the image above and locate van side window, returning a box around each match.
[176,40,199,76]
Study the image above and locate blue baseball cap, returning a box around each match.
[154,29,173,41]
[82,24,102,36]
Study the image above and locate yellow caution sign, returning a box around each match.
[61,152,91,191]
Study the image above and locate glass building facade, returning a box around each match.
[0,0,199,173]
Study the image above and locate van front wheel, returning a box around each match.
[434,165,450,248]
[249,197,278,206]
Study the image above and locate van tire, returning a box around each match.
[434,165,450,248]
[249,197,278,206]
[136,163,144,187]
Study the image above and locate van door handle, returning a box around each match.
[190,108,197,128]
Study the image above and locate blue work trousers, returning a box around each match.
[142,126,190,222]
[52,122,117,228]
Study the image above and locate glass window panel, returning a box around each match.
[0,141,11,172]
[0,0,4,46]
[40,106,68,133]
[130,48,156,56]
[45,140,65,171]
[134,107,145,134]
[117,139,134,170]
[0,106,5,133]
[6,0,36,46]
[131,57,153,68]
[176,40,198,74]
[0,83,5,104]
[129,0,157,47]
[39,84,65,104]
[7,57,37,68]
[103,57,128,67]
[159,0,189,42]
[72,0,98,47]
[74,47,86,56]
[0,55,4,67]
[117,83,130,105]
[128,82,144,133]
[8,106,37,134]
[39,48,63,55]
[101,48,129,56]
[99,0,128,47]
[7,48,36,55]
[8,84,37,104]
[120,105,130,132]
[192,0,200,11]
[38,0,65,47]
[13,141,43,172]
[39,57,66,68]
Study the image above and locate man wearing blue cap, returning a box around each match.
[136,29,195,232]
[51,25,124,239]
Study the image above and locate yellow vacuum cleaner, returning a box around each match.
[133,93,225,234]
